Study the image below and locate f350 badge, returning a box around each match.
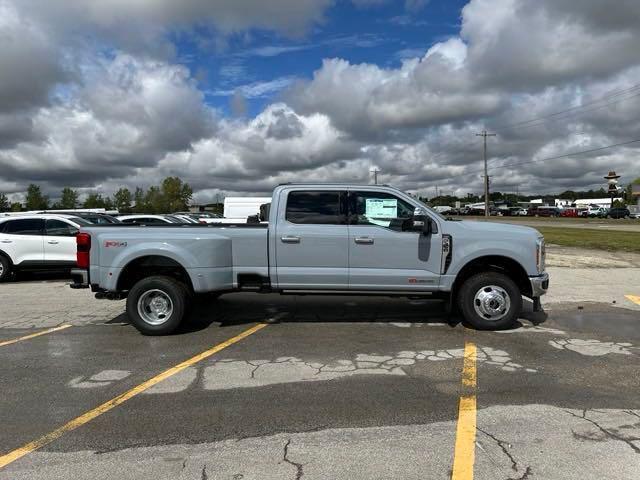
[104,241,127,248]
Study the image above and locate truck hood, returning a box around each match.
[448,220,541,238]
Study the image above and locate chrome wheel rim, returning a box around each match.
[473,285,511,321]
[137,289,173,325]
[0,262,3,277]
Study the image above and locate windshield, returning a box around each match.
[68,216,93,226]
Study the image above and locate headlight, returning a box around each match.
[536,237,545,273]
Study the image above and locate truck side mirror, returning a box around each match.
[412,207,432,234]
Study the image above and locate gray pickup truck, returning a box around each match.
[71,184,548,335]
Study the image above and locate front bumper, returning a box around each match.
[529,272,549,297]
[69,268,89,289]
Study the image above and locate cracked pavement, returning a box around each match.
[1,281,640,479]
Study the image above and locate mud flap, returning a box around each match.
[532,297,542,312]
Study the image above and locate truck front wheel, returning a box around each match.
[126,276,188,335]
[458,272,521,330]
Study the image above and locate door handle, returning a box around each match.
[0,240,11,243]
[47,240,59,245]
[354,237,374,245]
[281,236,301,244]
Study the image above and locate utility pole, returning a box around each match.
[476,130,496,217]
[370,167,380,185]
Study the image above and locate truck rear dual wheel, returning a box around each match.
[458,272,521,330]
[126,276,189,335]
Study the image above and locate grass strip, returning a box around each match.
[537,227,640,253]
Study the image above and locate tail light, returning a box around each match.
[76,232,91,269]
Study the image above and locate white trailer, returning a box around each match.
[202,197,271,223]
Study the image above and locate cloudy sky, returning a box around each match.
[1,0,640,203]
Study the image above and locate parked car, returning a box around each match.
[71,183,548,335]
[175,212,220,223]
[508,207,527,216]
[433,206,455,215]
[49,211,121,225]
[587,207,608,218]
[116,215,179,225]
[516,208,528,216]
[560,208,579,218]
[529,206,560,217]
[169,214,199,224]
[0,214,93,282]
[606,208,631,219]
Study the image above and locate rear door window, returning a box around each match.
[3,218,44,235]
[285,191,346,224]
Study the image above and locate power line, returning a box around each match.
[456,138,640,179]
[496,91,640,132]
[493,82,640,131]
[425,89,640,168]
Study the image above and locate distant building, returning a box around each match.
[573,198,622,208]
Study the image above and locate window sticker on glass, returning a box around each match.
[365,198,397,218]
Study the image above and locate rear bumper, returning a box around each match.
[69,268,89,289]
[529,272,549,297]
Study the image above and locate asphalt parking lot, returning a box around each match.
[1,271,640,479]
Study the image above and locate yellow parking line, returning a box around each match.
[0,323,268,470]
[625,295,640,306]
[0,324,72,348]
[451,341,477,480]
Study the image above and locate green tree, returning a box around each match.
[83,193,106,209]
[10,202,22,212]
[558,190,578,200]
[626,177,640,200]
[60,187,79,209]
[144,186,164,214]
[160,177,193,212]
[0,193,8,212]
[133,187,146,213]
[113,188,132,213]
[25,184,49,210]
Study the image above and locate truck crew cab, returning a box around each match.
[71,184,548,335]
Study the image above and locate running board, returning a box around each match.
[280,289,444,297]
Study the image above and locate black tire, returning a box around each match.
[126,276,188,335]
[457,272,522,330]
[0,255,11,282]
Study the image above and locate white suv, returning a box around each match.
[0,214,92,282]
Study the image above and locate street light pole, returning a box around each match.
[476,130,496,217]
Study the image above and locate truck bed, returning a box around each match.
[83,224,269,293]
